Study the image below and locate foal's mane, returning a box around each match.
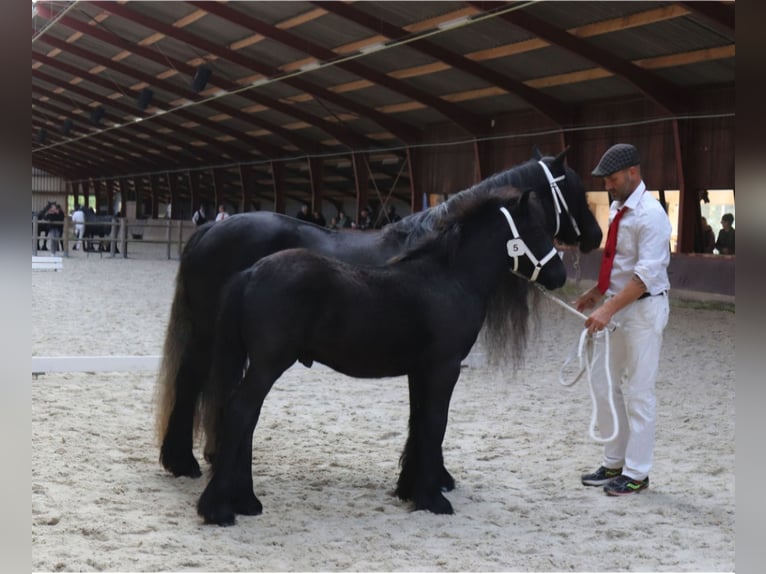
[382,157,545,252]
[384,167,545,369]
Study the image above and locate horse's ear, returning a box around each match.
[531,145,543,160]
[552,146,571,169]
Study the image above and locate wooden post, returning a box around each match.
[110,217,118,257]
[62,215,70,258]
[32,215,39,255]
[119,218,127,258]
[166,217,172,260]
[177,218,184,259]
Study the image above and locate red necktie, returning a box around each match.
[597,206,627,294]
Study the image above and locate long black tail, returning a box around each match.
[154,223,215,454]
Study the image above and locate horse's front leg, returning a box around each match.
[397,362,460,515]
[397,375,457,503]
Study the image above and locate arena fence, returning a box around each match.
[32,215,194,260]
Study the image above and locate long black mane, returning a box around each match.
[382,156,549,251]
[386,181,541,367]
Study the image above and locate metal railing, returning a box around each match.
[32,216,191,260]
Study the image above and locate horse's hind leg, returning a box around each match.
[160,344,210,478]
[397,363,460,515]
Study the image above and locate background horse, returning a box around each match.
[156,148,603,479]
[83,209,116,252]
[197,187,566,525]
[34,201,54,251]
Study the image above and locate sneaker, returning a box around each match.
[603,474,649,496]
[581,466,623,486]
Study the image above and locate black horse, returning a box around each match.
[34,201,55,251]
[196,187,566,525]
[156,148,603,479]
[83,209,116,252]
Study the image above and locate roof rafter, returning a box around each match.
[91,1,421,144]
[33,35,283,160]
[32,89,187,174]
[33,3,372,151]
[195,1,488,135]
[678,1,735,35]
[468,1,690,115]
[32,63,215,164]
[312,1,572,126]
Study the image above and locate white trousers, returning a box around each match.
[74,224,85,250]
[590,293,669,480]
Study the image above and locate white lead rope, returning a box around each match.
[535,285,620,443]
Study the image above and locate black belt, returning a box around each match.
[638,291,667,300]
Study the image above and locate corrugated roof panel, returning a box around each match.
[526,1,672,30]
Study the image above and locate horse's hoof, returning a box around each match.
[161,450,202,478]
[233,492,263,516]
[440,468,456,492]
[198,494,236,526]
[394,484,412,502]
[415,492,454,515]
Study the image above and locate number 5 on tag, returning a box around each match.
[507,238,525,257]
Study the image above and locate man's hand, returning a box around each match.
[575,286,602,313]
[584,305,615,334]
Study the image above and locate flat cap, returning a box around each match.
[592,143,641,177]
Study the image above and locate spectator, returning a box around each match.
[698,216,715,254]
[44,203,65,254]
[215,204,230,222]
[312,209,326,227]
[336,209,352,229]
[377,204,401,228]
[356,207,374,230]
[296,203,312,222]
[71,204,85,251]
[715,213,735,254]
[192,204,208,227]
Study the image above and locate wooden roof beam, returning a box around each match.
[33,4,367,151]
[32,64,213,165]
[313,1,572,126]
[678,2,734,35]
[195,1,487,136]
[94,1,420,144]
[34,35,282,160]
[469,1,690,115]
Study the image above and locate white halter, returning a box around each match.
[537,160,581,239]
[499,206,559,283]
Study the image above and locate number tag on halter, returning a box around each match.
[506,238,526,257]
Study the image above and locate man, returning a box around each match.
[715,213,735,254]
[575,143,671,496]
[215,204,229,222]
[192,204,207,227]
[71,204,85,251]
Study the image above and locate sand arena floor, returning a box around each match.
[32,251,734,572]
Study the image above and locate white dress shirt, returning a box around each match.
[606,180,671,296]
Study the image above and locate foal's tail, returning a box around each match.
[198,272,250,454]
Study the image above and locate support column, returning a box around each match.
[308,157,324,212]
[351,152,370,220]
[271,161,286,214]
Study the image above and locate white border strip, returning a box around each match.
[32,355,161,374]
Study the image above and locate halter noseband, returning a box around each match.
[499,206,559,283]
[537,160,582,239]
